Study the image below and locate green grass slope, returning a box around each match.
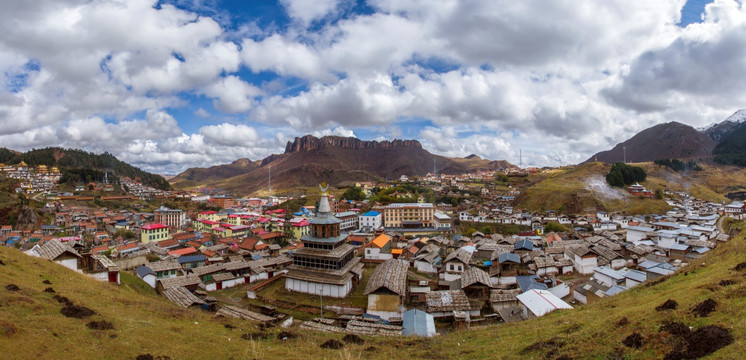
[1,231,745,359]
[515,162,672,214]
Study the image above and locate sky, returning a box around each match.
[2,0,744,174]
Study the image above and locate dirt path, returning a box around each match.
[408,270,433,282]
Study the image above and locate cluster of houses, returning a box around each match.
[3,161,744,338]
[1,162,61,194]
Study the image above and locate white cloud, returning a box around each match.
[311,126,356,138]
[4,0,746,174]
[194,107,210,118]
[280,0,345,26]
[202,75,262,113]
[199,123,260,147]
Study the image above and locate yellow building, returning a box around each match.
[197,211,222,222]
[383,203,434,229]
[141,223,170,243]
[291,219,311,241]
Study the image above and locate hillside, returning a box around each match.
[171,135,516,195]
[713,121,746,167]
[514,162,746,214]
[0,147,170,190]
[514,162,672,215]
[1,229,745,359]
[587,122,716,164]
[169,158,259,188]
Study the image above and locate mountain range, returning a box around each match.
[587,109,746,164]
[170,135,516,194]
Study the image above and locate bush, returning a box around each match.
[544,222,567,233]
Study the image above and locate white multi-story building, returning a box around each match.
[154,206,187,228]
[433,211,452,230]
[358,210,382,231]
[335,211,359,231]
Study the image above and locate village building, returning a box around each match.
[364,234,392,260]
[153,206,187,228]
[25,240,81,271]
[141,223,170,243]
[383,203,434,230]
[285,184,363,298]
[364,259,409,320]
[359,210,382,231]
[335,211,359,232]
[517,289,572,318]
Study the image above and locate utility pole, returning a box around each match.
[433,159,436,177]
[268,165,272,192]
[623,146,626,164]
[320,293,323,317]
[520,149,522,168]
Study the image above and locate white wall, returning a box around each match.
[285,278,352,298]
[573,255,597,275]
[57,258,79,271]
[415,261,437,274]
[142,274,156,288]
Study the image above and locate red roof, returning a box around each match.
[200,211,217,215]
[142,223,168,230]
[168,247,197,256]
[118,243,138,251]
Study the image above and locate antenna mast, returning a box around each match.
[623,145,626,164]
[433,159,437,177]
[268,165,272,192]
[520,149,522,168]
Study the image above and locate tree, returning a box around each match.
[606,162,646,188]
[480,226,493,235]
[341,187,366,201]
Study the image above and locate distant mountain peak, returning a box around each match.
[703,109,746,142]
[284,135,422,154]
[465,154,481,159]
[724,109,746,123]
[587,121,715,163]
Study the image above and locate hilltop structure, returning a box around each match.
[284,183,363,298]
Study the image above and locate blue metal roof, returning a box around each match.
[360,210,380,217]
[135,265,155,278]
[498,252,521,264]
[177,254,206,264]
[514,240,534,251]
[516,275,547,292]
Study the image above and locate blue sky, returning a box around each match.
[3,0,744,175]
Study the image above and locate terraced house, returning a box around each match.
[141,223,170,243]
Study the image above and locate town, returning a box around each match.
[1,161,744,337]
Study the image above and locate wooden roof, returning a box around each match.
[364,259,408,296]
[460,267,492,289]
[426,290,470,312]
[158,274,201,291]
[215,305,275,323]
[36,240,81,260]
[162,286,205,308]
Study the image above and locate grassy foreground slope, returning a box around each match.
[1,232,745,359]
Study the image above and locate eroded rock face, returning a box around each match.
[284,135,422,154]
